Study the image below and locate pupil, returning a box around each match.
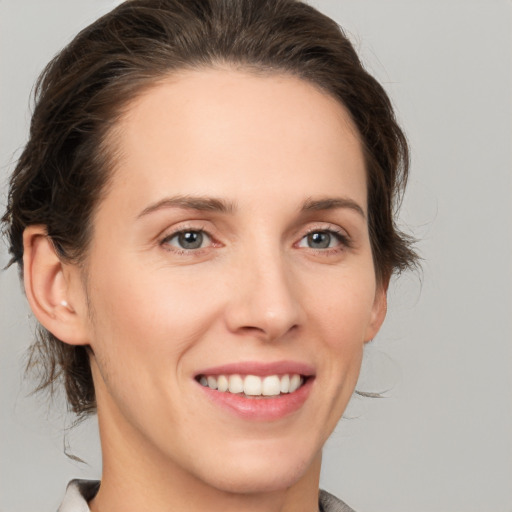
[179,231,203,249]
[308,232,330,249]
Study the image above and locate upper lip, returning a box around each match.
[195,360,315,377]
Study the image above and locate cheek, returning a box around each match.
[86,258,223,367]
[306,268,377,391]
[84,260,227,433]
[310,273,377,344]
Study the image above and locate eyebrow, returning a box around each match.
[301,197,366,219]
[137,195,236,219]
[137,194,365,219]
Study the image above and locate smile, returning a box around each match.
[197,373,305,397]
[195,362,315,420]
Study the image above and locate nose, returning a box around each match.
[224,248,303,342]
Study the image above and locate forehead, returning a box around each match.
[100,68,366,215]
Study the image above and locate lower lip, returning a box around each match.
[197,378,314,421]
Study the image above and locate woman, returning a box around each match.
[2,1,417,511]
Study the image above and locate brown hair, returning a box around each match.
[2,0,417,417]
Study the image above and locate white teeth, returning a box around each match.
[262,375,281,396]
[199,373,306,396]
[228,374,244,394]
[289,374,302,393]
[217,375,229,392]
[244,375,262,396]
[280,374,290,394]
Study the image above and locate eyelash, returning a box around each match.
[160,225,215,255]
[297,226,352,254]
[159,225,351,255]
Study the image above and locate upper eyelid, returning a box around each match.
[159,229,217,255]
[302,225,345,235]
[159,222,212,239]
[300,223,350,239]
[296,225,353,250]
[162,228,212,241]
[158,224,213,247]
[299,228,349,241]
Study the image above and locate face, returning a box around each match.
[74,68,386,494]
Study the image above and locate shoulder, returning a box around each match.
[319,489,357,512]
[57,480,99,512]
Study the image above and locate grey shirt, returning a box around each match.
[57,479,356,512]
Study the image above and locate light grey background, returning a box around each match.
[1,1,511,511]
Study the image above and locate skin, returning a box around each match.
[23,68,387,512]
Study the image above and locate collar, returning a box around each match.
[58,479,355,512]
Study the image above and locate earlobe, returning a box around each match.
[23,225,89,346]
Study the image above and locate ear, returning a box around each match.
[364,281,388,343]
[23,225,89,346]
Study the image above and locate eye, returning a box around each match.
[163,230,211,250]
[297,230,346,249]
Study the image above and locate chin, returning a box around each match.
[207,468,308,495]
[194,446,318,495]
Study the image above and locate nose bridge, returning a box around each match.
[226,239,302,340]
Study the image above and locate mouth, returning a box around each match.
[194,361,315,420]
[196,373,308,398]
